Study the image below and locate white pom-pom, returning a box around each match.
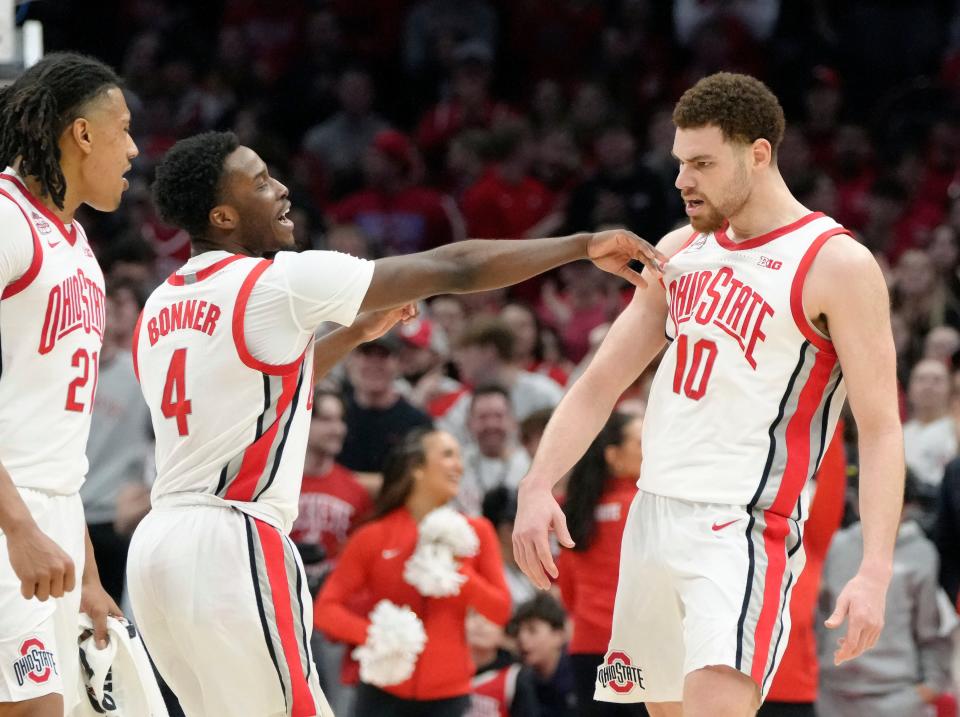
[403,543,466,597]
[417,506,479,557]
[352,600,426,687]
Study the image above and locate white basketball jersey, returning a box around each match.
[0,172,105,494]
[640,212,849,517]
[134,255,319,532]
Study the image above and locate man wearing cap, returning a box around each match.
[338,333,433,476]
[328,129,464,255]
[395,316,462,409]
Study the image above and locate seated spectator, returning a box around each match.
[467,611,540,717]
[301,67,389,196]
[520,408,554,461]
[457,386,531,515]
[338,335,433,475]
[395,316,462,410]
[460,120,558,240]
[922,325,960,365]
[760,427,847,717]
[430,295,468,345]
[511,593,577,717]
[903,358,958,490]
[817,474,958,717]
[556,413,645,717]
[439,318,564,446]
[483,486,537,608]
[316,427,511,716]
[540,263,621,363]
[564,123,670,240]
[501,302,570,387]
[292,389,373,591]
[328,129,464,255]
[415,40,515,169]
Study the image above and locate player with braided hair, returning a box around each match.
[0,51,138,716]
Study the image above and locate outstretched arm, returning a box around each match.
[359,230,666,312]
[512,226,690,589]
[809,235,903,664]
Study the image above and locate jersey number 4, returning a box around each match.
[672,335,717,401]
[161,348,192,436]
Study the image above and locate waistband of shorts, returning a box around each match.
[152,492,285,530]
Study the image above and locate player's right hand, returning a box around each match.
[6,522,76,601]
[512,481,573,590]
[586,229,668,289]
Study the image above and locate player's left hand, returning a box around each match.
[586,229,668,289]
[824,568,888,665]
[80,579,124,649]
[354,303,418,342]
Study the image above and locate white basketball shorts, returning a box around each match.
[0,488,86,707]
[594,490,806,704]
[127,503,333,717]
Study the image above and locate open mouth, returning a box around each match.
[684,198,704,214]
[277,203,293,228]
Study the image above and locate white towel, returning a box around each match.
[70,615,168,717]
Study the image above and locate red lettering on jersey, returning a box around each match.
[38,269,105,354]
[668,268,775,370]
[146,300,223,346]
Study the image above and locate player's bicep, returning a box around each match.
[817,241,899,432]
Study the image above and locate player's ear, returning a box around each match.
[209,204,238,231]
[752,138,772,170]
[67,117,93,156]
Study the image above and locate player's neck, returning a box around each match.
[191,236,256,257]
[19,169,80,225]
[724,175,810,243]
[304,451,334,476]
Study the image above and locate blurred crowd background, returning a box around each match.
[29,0,960,715]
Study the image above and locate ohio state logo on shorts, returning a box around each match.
[13,637,57,686]
[596,649,645,694]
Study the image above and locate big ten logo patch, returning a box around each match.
[757,256,782,270]
[13,637,57,686]
[597,650,644,694]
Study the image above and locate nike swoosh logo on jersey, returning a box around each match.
[46,238,60,249]
[711,519,740,532]
[382,548,401,559]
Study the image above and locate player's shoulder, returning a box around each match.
[657,223,697,257]
[808,230,880,285]
[0,193,31,230]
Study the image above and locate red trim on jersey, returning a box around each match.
[254,520,315,717]
[672,230,701,257]
[166,254,246,285]
[0,173,77,244]
[223,367,302,502]
[131,310,144,382]
[790,228,848,355]
[232,259,303,376]
[0,189,43,300]
[751,511,789,685]
[714,212,825,251]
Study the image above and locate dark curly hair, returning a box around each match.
[0,52,120,210]
[152,131,239,239]
[673,72,785,154]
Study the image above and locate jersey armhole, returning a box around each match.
[233,259,305,376]
[0,189,42,300]
[790,227,849,355]
[131,309,144,382]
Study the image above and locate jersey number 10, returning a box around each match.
[161,348,192,436]
[672,334,718,401]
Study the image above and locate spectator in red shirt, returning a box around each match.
[556,413,646,717]
[316,427,511,716]
[461,120,558,240]
[291,390,373,591]
[329,129,464,255]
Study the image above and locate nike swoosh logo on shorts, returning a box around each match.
[711,519,740,532]
[381,548,401,559]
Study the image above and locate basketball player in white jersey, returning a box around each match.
[513,73,904,717]
[0,53,138,716]
[125,131,665,717]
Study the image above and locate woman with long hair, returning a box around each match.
[315,427,512,716]
[557,412,647,716]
